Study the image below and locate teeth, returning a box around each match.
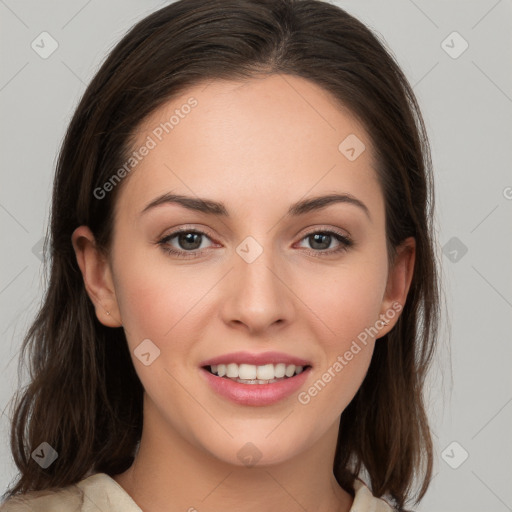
[239,364,257,380]
[226,363,239,378]
[285,364,295,377]
[274,363,286,378]
[208,363,306,381]
[256,364,274,380]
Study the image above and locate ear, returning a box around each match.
[71,226,122,327]
[376,236,416,338]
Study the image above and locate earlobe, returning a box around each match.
[71,226,122,327]
[377,236,416,337]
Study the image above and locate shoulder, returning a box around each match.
[351,478,396,512]
[0,473,141,512]
[0,483,84,512]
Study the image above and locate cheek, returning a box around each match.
[301,258,388,348]
[293,253,387,415]
[111,243,209,347]
[296,340,374,446]
[296,268,384,424]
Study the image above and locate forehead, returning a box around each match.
[115,74,383,223]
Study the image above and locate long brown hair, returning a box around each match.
[2,0,440,509]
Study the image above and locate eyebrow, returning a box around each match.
[140,192,371,221]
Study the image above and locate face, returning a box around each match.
[73,74,414,468]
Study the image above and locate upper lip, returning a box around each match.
[199,351,312,368]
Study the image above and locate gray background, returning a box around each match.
[1,1,511,511]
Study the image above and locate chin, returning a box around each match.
[197,427,314,469]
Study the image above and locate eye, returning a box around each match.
[156,227,354,259]
[295,229,353,257]
[157,228,216,259]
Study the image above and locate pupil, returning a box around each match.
[311,233,330,250]
[180,233,201,250]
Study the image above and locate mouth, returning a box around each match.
[203,362,311,385]
[198,352,312,406]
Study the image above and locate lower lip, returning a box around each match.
[200,367,311,406]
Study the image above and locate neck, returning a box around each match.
[113,397,353,512]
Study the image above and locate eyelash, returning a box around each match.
[156,227,354,260]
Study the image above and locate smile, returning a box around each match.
[206,363,308,384]
[199,352,312,406]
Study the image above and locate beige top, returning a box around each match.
[1,473,394,511]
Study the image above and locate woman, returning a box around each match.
[1,0,440,511]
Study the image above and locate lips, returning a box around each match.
[199,351,312,406]
[199,351,311,367]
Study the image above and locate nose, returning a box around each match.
[220,242,295,335]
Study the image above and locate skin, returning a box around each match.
[72,73,415,512]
